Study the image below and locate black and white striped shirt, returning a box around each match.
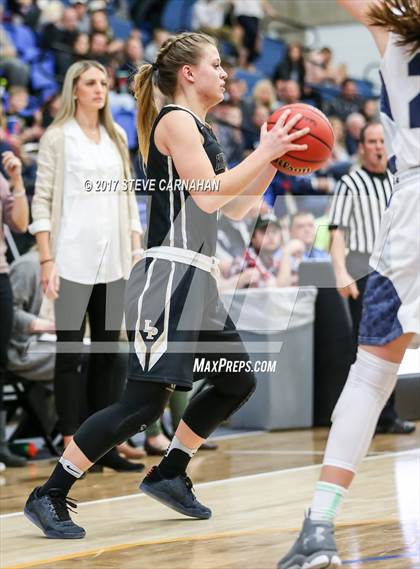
[328,167,393,254]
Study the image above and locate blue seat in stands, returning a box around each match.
[108,15,133,40]
[161,0,194,32]
[234,69,266,95]
[112,108,137,150]
[3,23,40,63]
[351,78,378,99]
[255,36,287,77]
[30,53,58,97]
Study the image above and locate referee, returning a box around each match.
[328,122,415,435]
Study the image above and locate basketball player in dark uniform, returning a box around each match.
[24,32,309,538]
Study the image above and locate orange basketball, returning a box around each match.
[267,103,334,176]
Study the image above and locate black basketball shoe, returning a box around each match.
[24,487,86,539]
[140,466,212,520]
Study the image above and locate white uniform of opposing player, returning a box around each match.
[278,2,420,567]
[359,34,420,348]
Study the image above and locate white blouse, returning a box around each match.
[55,119,125,285]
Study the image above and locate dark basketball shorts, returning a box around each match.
[124,257,252,390]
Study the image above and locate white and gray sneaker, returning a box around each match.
[277,513,341,569]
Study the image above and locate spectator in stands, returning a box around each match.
[330,116,350,162]
[345,112,366,157]
[282,79,301,105]
[89,31,110,66]
[229,213,294,288]
[41,93,62,130]
[0,150,29,468]
[129,0,168,33]
[118,35,145,76]
[244,104,269,153]
[42,6,79,52]
[7,245,56,382]
[328,122,415,435]
[192,0,228,37]
[305,47,347,87]
[272,42,306,93]
[290,212,330,260]
[320,47,347,86]
[326,78,364,121]
[213,102,245,166]
[192,0,236,62]
[69,0,90,34]
[88,5,124,62]
[0,5,30,87]
[30,60,143,471]
[144,28,171,64]
[232,0,277,66]
[362,98,379,122]
[6,0,40,29]
[55,31,91,79]
[89,8,110,36]
[5,86,43,147]
[225,78,253,128]
[252,79,277,113]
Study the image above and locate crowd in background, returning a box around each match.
[0,0,395,468]
[1,0,380,284]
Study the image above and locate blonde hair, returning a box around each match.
[252,79,276,109]
[368,0,420,54]
[51,60,131,178]
[133,32,216,162]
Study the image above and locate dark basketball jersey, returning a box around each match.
[145,104,227,257]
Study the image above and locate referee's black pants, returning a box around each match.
[54,278,125,436]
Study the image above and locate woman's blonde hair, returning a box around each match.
[51,60,131,177]
[252,80,276,109]
[133,32,216,162]
[368,0,420,54]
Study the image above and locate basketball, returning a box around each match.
[267,103,335,176]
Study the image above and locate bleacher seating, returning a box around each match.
[254,37,287,77]
[161,0,194,32]
[109,15,133,40]
[3,22,40,63]
[233,68,266,95]
[112,108,137,150]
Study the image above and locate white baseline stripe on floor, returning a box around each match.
[224,449,397,456]
[1,448,418,520]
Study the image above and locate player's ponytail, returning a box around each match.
[368,0,420,54]
[133,32,216,163]
[134,63,159,164]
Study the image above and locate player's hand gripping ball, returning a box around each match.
[268,103,335,176]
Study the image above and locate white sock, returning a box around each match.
[59,457,84,479]
[310,481,347,522]
[166,435,198,458]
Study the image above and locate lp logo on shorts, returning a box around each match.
[143,320,158,340]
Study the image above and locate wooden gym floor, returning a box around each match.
[1,425,419,569]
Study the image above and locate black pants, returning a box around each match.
[237,15,260,63]
[0,274,13,411]
[347,256,397,426]
[54,278,125,435]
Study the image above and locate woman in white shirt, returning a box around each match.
[30,60,143,471]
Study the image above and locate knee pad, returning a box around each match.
[332,349,398,423]
[325,349,399,472]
